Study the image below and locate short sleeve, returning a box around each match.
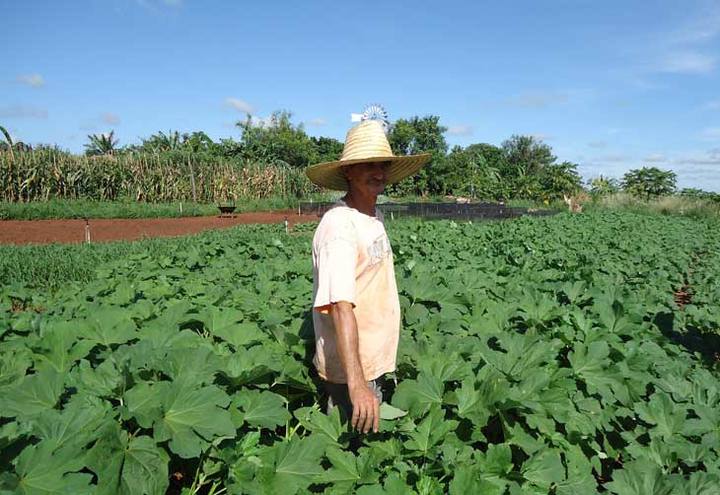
[313,212,358,313]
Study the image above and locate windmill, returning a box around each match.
[350,104,390,133]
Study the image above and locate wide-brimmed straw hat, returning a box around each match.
[306,120,431,191]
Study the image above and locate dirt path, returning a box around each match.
[0,211,319,245]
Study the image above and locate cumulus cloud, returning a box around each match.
[307,118,327,126]
[101,112,120,125]
[0,105,48,119]
[225,97,255,114]
[447,125,473,136]
[16,74,45,88]
[644,153,667,163]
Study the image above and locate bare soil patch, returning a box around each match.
[0,210,318,245]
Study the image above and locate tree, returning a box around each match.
[589,175,620,197]
[621,167,677,198]
[236,110,317,168]
[311,136,343,164]
[387,115,448,195]
[501,135,556,177]
[138,130,183,153]
[435,145,501,198]
[537,161,583,200]
[85,131,119,156]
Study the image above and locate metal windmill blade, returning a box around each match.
[350,104,390,133]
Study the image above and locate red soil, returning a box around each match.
[0,210,319,245]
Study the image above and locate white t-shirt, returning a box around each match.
[311,201,401,383]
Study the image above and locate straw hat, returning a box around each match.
[306,120,431,191]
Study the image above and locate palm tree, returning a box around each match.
[85,130,119,156]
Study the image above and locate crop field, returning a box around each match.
[1,211,719,494]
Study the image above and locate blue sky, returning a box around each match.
[3,0,720,191]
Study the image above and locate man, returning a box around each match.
[305,118,430,433]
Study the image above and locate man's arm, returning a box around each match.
[330,301,380,433]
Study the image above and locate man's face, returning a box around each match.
[345,161,391,196]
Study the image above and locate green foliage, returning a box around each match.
[589,175,620,197]
[84,131,119,156]
[2,212,720,493]
[236,110,342,169]
[679,188,720,202]
[387,115,448,195]
[501,134,556,177]
[622,167,677,198]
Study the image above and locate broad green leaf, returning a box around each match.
[604,460,676,495]
[635,392,686,440]
[154,382,235,458]
[13,441,93,495]
[379,403,407,420]
[87,427,169,495]
[79,307,138,347]
[0,368,65,419]
[233,389,290,429]
[32,394,110,452]
[392,373,443,416]
[404,406,458,453]
[556,446,598,495]
[294,405,343,442]
[521,449,564,490]
[200,308,265,348]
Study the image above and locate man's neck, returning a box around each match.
[343,191,377,217]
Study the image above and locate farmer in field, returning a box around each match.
[305,118,430,433]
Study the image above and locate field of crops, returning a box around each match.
[1,211,719,494]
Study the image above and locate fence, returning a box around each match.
[298,201,557,220]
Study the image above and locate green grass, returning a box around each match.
[0,195,336,220]
[587,193,720,219]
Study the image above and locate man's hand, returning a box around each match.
[330,301,379,433]
[349,382,379,433]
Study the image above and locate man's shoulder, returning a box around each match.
[318,205,356,228]
[313,206,357,245]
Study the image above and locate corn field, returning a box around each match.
[0,150,319,203]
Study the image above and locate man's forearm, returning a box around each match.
[330,302,366,388]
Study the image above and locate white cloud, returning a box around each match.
[447,125,473,136]
[658,51,716,74]
[675,148,720,165]
[644,153,667,163]
[700,127,720,141]
[16,74,45,88]
[0,105,48,119]
[225,97,255,114]
[308,118,327,126]
[101,112,120,125]
[587,141,607,148]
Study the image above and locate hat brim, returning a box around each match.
[305,153,432,191]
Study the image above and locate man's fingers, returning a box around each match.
[360,403,372,433]
[351,404,361,430]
